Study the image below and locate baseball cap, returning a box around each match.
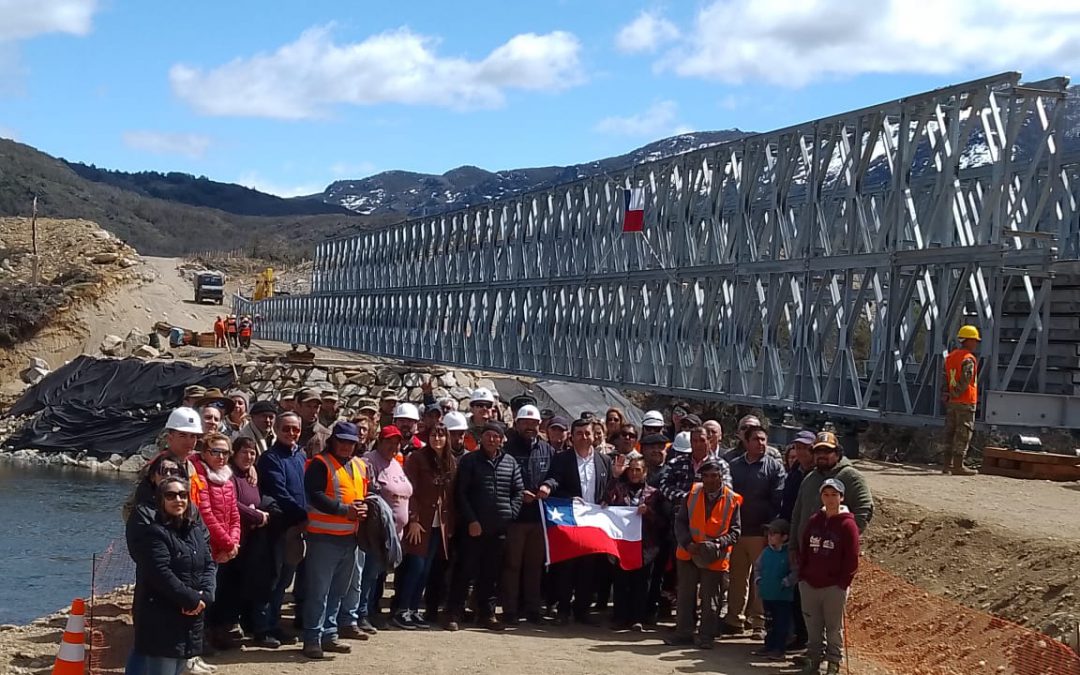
[250,400,277,416]
[393,402,420,421]
[444,411,469,431]
[278,388,296,401]
[165,407,203,434]
[548,416,570,431]
[321,389,339,402]
[379,425,403,440]
[766,518,790,535]
[297,388,322,404]
[681,413,703,428]
[698,459,724,474]
[184,385,207,399]
[671,431,692,453]
[482,421,506,436]
[813,431,839,451]
[379,388,400,402]
[642,410,665,428]
[331,421,360,443]
[820,477,846,495]
[793,430,817,445]
[516,404,542,421]
[358,404,378,416]
[470,387,496,404]
[738,414,763,430]
[640,433,669,447]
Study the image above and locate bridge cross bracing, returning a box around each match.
[236,72,1080,429]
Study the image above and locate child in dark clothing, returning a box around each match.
[753,518,796,660]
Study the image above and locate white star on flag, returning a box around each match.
[547,507,565,523]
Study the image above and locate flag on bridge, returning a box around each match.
[622,187,645,232]
[541,497,643,570]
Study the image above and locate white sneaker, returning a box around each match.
[186,657,218,674]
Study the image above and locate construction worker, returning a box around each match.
[238,315,253,349]
[941,325,980,476]
[213,317,226,348]
[225,314,238,348]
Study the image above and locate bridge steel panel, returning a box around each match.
[237,72,1080,428]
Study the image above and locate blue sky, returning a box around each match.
[3,0,1080,197]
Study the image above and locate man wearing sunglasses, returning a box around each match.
[464,388,498,452]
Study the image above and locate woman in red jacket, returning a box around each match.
[797,478,859,675]
[193,432,242,648]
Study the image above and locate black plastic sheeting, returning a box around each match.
[5,355,233,457]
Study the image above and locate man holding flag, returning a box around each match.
[665,459,742,650]
[537,419,626,625]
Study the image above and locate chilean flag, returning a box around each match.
[622,188,645,232]
[541,498,643,570]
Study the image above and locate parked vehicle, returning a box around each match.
[195,271,225,304]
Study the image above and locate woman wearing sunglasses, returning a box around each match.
[192,433,241,649]
[127,476,216,675]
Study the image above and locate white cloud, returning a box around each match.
[170,26,585,119]
[122,131,212,159]
[659,0,1080,86]
[595,100,688,137]
[615,10,679,54]
[237,171,326,199]
[0,0,98,41]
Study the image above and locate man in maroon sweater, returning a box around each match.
[797,478,859,675]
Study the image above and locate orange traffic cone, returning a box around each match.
[52,598,86,675]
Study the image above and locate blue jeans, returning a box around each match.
[394,528,440,614]
[763,599,793,653]
[126,654,184,675]
[337,548,366,628]
[357,554,385,620]
[301,534,358,645]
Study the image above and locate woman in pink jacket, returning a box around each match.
[193,432,241,648]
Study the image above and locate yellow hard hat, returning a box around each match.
[957,325,981,341]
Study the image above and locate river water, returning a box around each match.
[0,462,134,624]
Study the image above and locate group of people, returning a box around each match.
[211,315,252,350]
[123,383,874,675]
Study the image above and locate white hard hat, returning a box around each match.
[642,410,665,428]
[470,387,496,404]
[393,402,420,421]
[515,404,542,421]
[444,411,469,431]
[165,407,203,434]
[672,431,692,453]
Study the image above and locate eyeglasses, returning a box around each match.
[207,449,229,458]
[157,466,181,477]
[620,432,638,438]
[163,491,188,501]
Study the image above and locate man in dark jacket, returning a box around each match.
[779,429,816,649]
[446,422,523,631]
[501,405,555,624]
[537,418,625,624]
[253,412,307,646]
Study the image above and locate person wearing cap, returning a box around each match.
[296,388,332,457]
[538,418,624,625]
[660,425,732,508]
[501,404,555,624]
[318,390,342,429]
[464,387,498,452]
[183,385,207,409]
[446,421,522,631]
[223,390,250,439]
[641,410,666,436]
[278,389,297,414]
[356,401,379,420]
[301,422,368,659]
[545,416,571,453]
[443,411,470,459]
[797,478,859,675]
[638,431,674,622]
[417,403,443,444]
[352,425,413,633]
[237,401,277,456]
[252,412,307,648]
[753,519,797,660]
[723,425,785,639]
[666,459,742,649]
[789,431,873,548]
[392,402,424,455]
[940,325,981,476]
[377,389,400,428]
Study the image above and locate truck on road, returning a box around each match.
[194,271,225,304]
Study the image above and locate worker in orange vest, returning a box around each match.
[941,325,980,476]
[213,316,226,348]
[666,459,743,649]
[225,315,238,348]
[238,315,253,350]
[301,421,368,659]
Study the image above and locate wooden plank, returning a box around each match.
[983,446,1080,466]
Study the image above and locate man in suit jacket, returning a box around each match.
[538,418,626,624]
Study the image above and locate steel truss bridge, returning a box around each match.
[236,72,1080,430]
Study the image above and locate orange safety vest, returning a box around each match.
[675,483,741,572]
[239,322,252,338]
[305,453,367,536]
[945,348,978,405]
[226,317,237,334]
